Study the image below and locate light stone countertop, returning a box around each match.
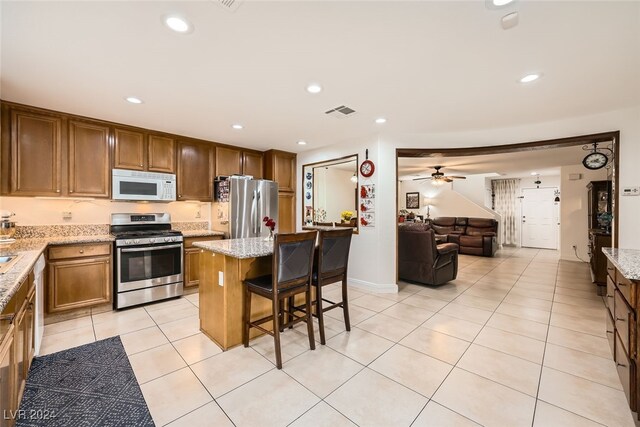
[182,230,225,238]
[194,237,274,259]
[0,235,114,313]
[602,248,640,281]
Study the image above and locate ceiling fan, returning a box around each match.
[412,166,467,185]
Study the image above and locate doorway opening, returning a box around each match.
[396,131,620,285]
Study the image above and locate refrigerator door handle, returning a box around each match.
[251,190,257,235]
[257,190,262,234]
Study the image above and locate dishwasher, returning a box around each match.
[33,254,45,356]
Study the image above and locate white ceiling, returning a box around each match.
[1,1,639,153]
[397,143,607,180]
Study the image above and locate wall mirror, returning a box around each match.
[302,154,359,233]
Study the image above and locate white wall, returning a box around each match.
[452,174,495,209]
[314,168,357,222]
[298,106,640,291]
[559,165,608,261]
[0,197,210,225]
[398,180,496,220]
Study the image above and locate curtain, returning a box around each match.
[492,179,520,245]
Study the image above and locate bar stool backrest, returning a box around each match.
[318,229,353,279]
[273,231,318,292]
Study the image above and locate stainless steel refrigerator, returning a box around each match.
[212,176,279,239]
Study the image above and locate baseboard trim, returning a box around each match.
[348,278,398,294]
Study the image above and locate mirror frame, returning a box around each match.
[301,154,359,234]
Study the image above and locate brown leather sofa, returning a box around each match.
[398,223,459,286]
[430,217,498,257]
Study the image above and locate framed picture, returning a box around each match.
[406,192,420,209]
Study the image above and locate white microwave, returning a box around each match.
[112,169,176,202]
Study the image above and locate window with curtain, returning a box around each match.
[492,179,520,245]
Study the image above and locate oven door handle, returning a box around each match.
[120,244,183,253]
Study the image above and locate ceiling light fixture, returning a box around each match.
[375,118,387,124]
[520,73,541,83]
[125,97,143,104]
[297,140,307,145]
[493,0,515,6]
[232,124,243,130]
[530,172,538,176]
[164,15,193,34]
[306,84,322,94]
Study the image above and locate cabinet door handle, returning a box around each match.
[606,294,613,298]
[617,362,627,368]
[139,163,143,167]
[616,317,626,322]
[618,282,627,287]
[79,249,84,254]
[607,267,614,271]
[56,189,60,193]
[606,330,614,334]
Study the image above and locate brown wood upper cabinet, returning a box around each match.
[9,108,63,196]
[114,128,176,174]
[148,134,175,173]
[264,150,296,192]
[114,128,145,171]
[68,120,110,198]
[177,140,214,201]
[216,147,242,177]
[242,151,263,179]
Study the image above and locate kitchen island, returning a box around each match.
[194,237,275,350]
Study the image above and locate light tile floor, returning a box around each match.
[40,247,637,426]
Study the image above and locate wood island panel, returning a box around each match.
[199,251,273,350]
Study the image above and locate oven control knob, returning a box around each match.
[148,238,155,244]
[165,237,171,242]
[125,240,132,245]
[134,239,140,244]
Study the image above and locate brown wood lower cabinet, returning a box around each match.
[0,271,36,427]
[605,257,639,414]
[184,236,222,288]
[46,243,112,313]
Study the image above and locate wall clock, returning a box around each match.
[582,152,608,170]
[360,160,375,178]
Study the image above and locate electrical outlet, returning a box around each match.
[62,211,72,220]
[195,208,201,219]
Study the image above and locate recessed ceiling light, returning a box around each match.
[232,124,243,130]
[297,140,307,145]
[493,0,514,6]
[375,117,387,124]
[125,97,143,104]
[520,73,541,83]
[530,172,538,176]
[306,84,322,94]
[164,15,193,34]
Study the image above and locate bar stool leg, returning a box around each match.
[315,282,326,345]
[273,297,283,369]
[242,286,251,347]
[341,277,351,331]
[305,285,316,350]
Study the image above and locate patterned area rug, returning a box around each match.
[16,336,154,427]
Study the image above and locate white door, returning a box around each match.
[521,187,559,249]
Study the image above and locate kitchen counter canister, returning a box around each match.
[194,237,274,259]
[0,234,114,312]
[602,248,640,281]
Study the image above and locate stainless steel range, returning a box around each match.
[111,213,183,309]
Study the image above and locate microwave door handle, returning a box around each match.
[120,244,183,253]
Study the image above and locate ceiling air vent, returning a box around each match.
[325,105,357,119]
[214,0,243,12]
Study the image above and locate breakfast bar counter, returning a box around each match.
[194,238,274,350]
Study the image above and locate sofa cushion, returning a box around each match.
[399,223,430,232]
[432,217,456,226]
[432,224,455,234]
[468,218,496,228]
[466,227,494,236]
[460,235,483,248]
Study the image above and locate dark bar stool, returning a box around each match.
[291,228,353,345]
[242,231,317,369]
